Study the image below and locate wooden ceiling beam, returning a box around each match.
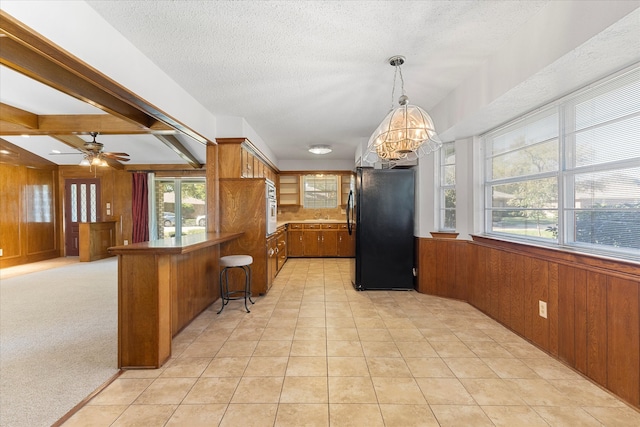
[0,102,176,135]
[154,135,203,169]
[0,103,39,129]
[0,10,209,168]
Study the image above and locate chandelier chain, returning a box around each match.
[389,62,406,110]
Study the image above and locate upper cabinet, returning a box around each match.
[340,173,354,207]
[278,174,300,206]
[217,138,276,181]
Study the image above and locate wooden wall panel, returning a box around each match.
[557,265,576,366]
[421,235,640,410]
[454,243,468,300]
[25,168,57,255]
[416,239,437,294]
[435,240,451,297]
[510,253,526,336]
[606,277,639,406]
[586,271,608,387]
[525,257,549,350]
[487,248,499,319]
[475,245,489,313]
[574,269,588,375]
[172,246,220,334]
[498,251,512,326]
[0,163,23,261]
[548,262,559,357]
[466,240,481,307]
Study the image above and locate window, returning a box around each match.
[484,65,640,258]
[303,174,338,209]
[439,141,456,230]
[152,177,206,239]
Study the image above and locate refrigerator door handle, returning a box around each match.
[346,190,353,235]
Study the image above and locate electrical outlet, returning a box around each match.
[124,240,129,245]
[539,300,548,319]
[0,248,3,256]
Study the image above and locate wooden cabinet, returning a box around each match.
[276,227,287,271]
[219,178,270,296]
[266,235,277,291]
[287,222,354,258]
[279,174,300,206]
[340,173,353,206]
[302,226,320,256]
[337,224,355,257]
[217,138,276,181]
[288,223,304,257]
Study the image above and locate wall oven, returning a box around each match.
[266,179,277,235]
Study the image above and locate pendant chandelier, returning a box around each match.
[365,56,442,164]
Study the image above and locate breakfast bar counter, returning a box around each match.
[109,232,243,368]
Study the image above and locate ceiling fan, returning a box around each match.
[51,132,130,166]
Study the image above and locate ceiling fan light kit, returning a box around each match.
[365,55,442,165]
[50,132,130,167]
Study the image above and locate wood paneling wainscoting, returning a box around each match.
[416,235,640,410]
[0,141,60,268]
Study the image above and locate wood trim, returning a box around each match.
[471,235,640,279]
[51,370,124,427]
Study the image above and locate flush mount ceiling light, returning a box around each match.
[364,55,442,164]
[308,145,332,155]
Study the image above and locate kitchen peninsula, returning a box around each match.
[109,232,243,368]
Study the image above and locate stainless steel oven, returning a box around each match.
[266,179,277,235]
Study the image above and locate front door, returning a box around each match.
[64,178,101,256]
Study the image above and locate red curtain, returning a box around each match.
[132,172,149,243]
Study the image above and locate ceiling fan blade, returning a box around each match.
[103,152,130,157]
[104,154,130,161]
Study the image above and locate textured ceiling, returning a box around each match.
[1,1,638,167]
[84,0,549,162]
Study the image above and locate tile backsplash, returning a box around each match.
[278,205,345,222]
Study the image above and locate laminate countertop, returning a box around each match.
[108,232,243,256]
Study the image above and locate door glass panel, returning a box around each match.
[70,184,77,222]
[90,183,97,222]
[80,184,87,222]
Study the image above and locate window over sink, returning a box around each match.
[303,174,338,209]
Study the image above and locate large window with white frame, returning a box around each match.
[483,65,640,259]
[439,141,456,231]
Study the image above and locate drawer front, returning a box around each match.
[304,223,321,229]
[322,223,339,229]
[339,223,349,230]
[289,223,304,230]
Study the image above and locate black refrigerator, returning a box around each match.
[348,167,415,290]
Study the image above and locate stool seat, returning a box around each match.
[220,255,253,268]
[217,254,254,314]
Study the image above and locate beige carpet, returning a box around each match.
[0,257,118,427]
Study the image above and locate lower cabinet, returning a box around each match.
[266,235,277,291]
[337,226,355,257]
[287,222,355,258]
[276,228,287,271]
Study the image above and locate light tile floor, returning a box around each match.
[64,258,640,426]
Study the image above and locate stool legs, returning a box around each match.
[217,265,254,314]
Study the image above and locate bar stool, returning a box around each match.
[217,255,254,314]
